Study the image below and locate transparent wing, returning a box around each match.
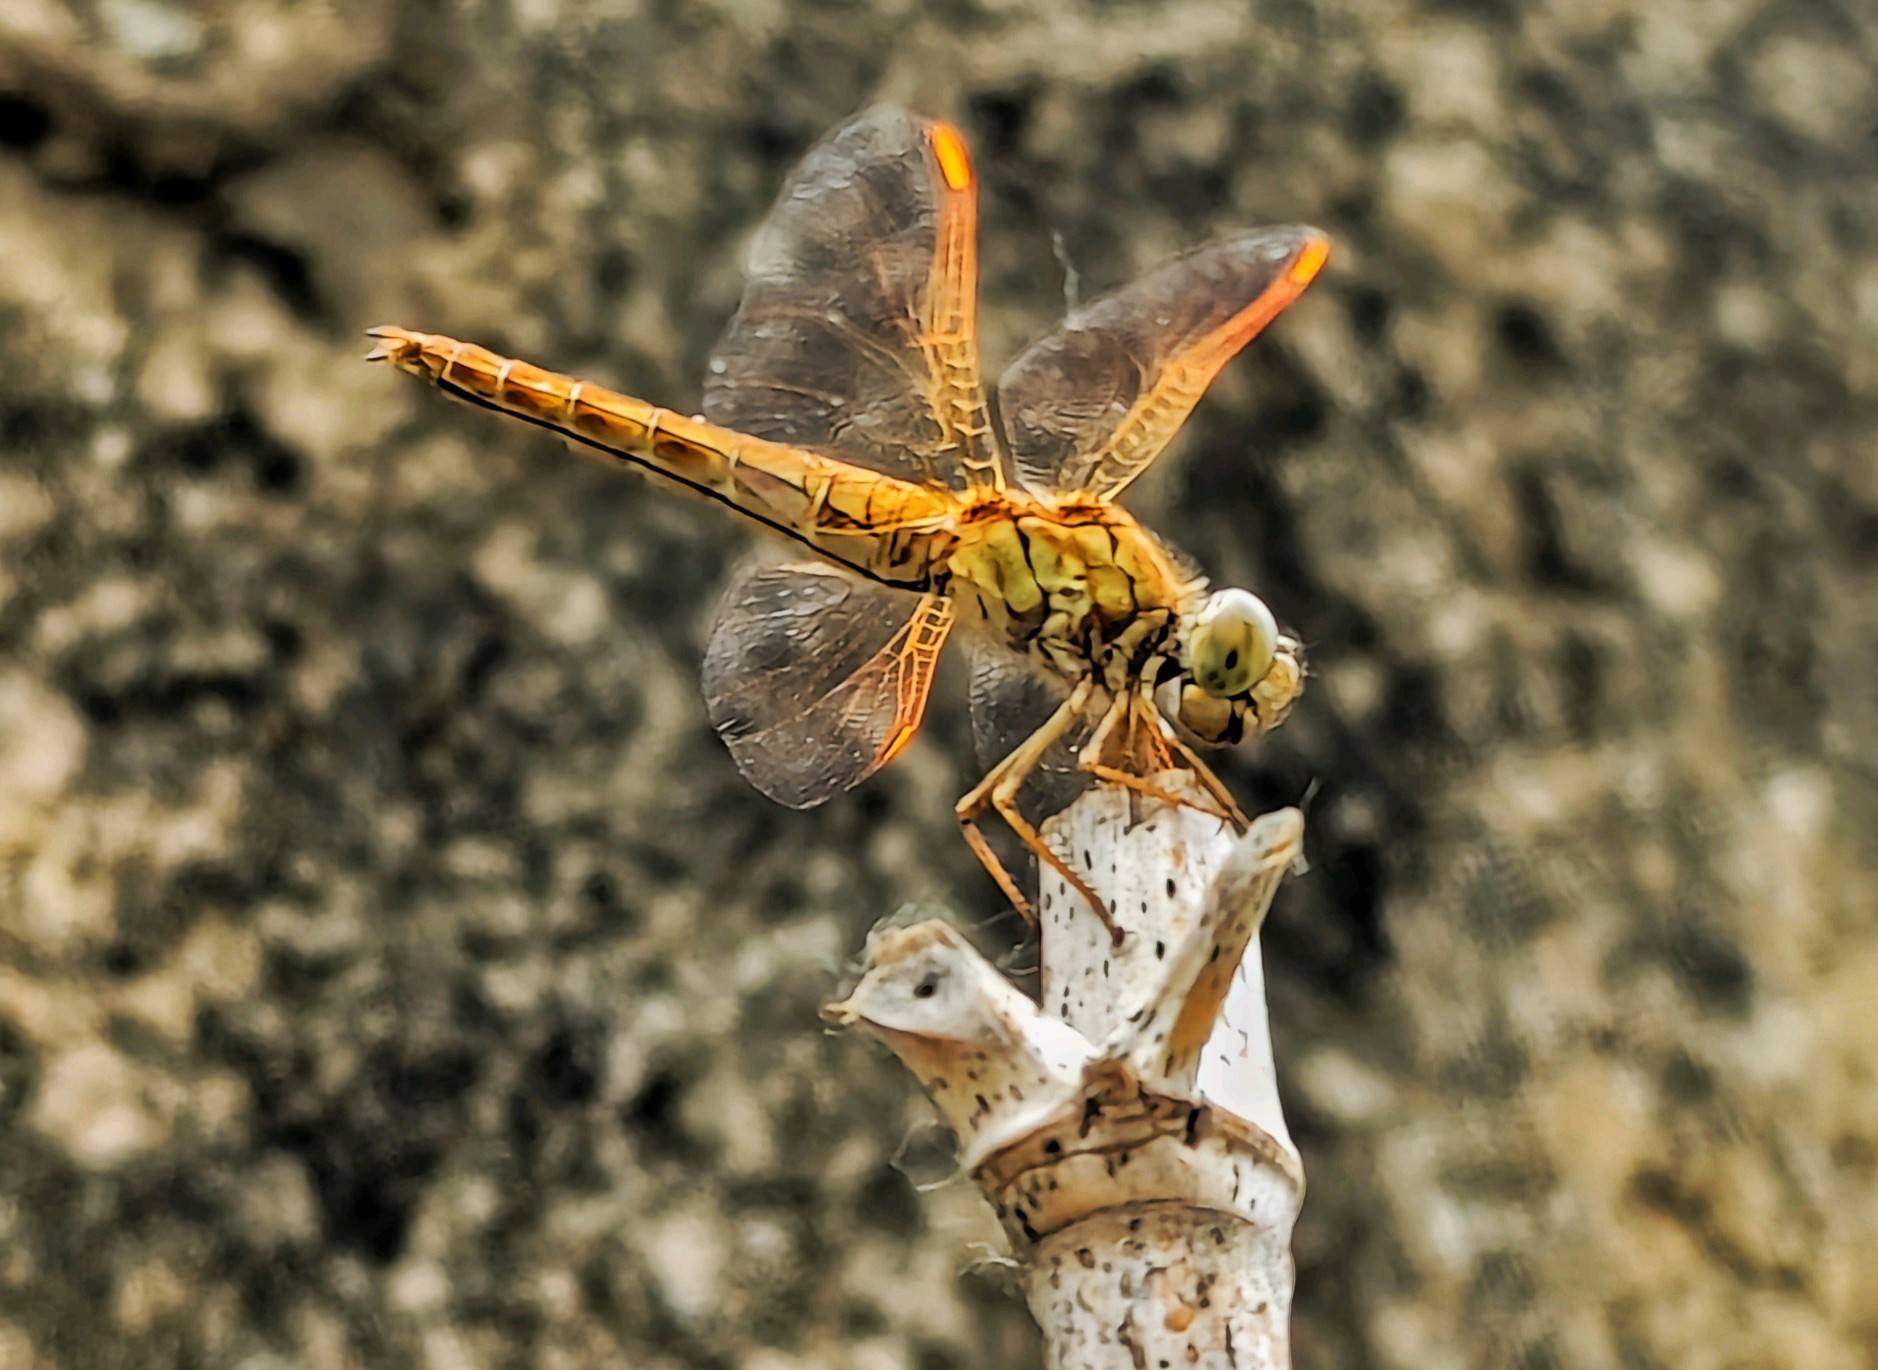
[966,639,1095,825]
[997,228,1329,503]
[703,106,1000,493]
[703,561,954,809]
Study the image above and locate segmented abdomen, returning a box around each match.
[366,326,957,584]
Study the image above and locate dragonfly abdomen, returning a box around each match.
[366,327,955,586]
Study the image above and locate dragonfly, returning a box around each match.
[368,106,1327,940]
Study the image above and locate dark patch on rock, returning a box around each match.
[0,93,53,151]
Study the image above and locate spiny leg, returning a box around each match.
[1151,699,1252,830]
[955,682,1085,926]
[1073,689,1204,812]
[955,800,1036,922]
[1074,690,1217,812]
[1075,688,1129,771]
[956,678,1119,940]
[1081,761,1231,819]
[1078,691,1238,823]
[991,761,1122,946]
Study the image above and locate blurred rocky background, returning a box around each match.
[1,0,1874,1366]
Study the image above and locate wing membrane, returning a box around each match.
[998,228,1329,502]
[703,106,999,492]
[704,561,954,809]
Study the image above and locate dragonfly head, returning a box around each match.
[1161,588,1304,747]
[1187,588,1278,696]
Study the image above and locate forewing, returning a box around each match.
[997,228,1329,502]
[703,106,999,492]
[703,561,953,809]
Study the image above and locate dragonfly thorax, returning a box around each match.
[945,507,1197,681]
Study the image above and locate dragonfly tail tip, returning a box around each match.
[363,325,415,363]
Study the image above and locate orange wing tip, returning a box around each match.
[930,122,973,192]
[1287,236,1331,288]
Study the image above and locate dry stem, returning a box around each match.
[825,771,1305,1368]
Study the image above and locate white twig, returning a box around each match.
[825,770,1306,1368]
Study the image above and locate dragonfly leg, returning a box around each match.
[1081,761,1231,820]
[1077,692,1219,811]
[956,706,1065,928]
[955,804,1038,924]
[1151,699,1251,830]
[990,777,1120,946]
[1076,688,1129,768]
[956,678,1119,942]
[1076,693,1241,825]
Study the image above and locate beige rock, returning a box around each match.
[29,1041,168,1169]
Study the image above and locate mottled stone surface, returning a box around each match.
[1,1,1874,1367]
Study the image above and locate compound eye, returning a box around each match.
[1191,589,1278,698]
